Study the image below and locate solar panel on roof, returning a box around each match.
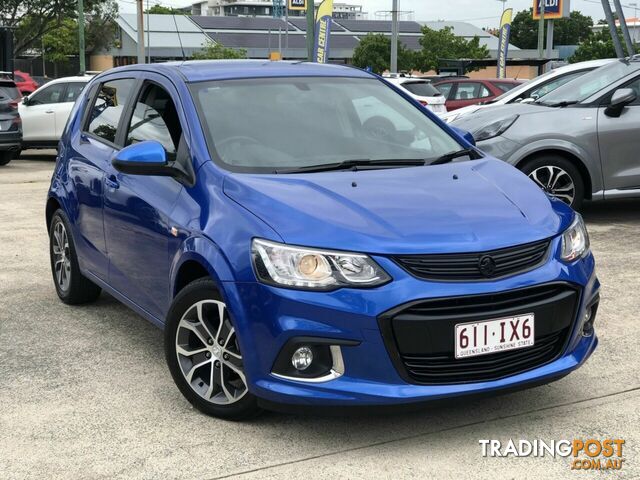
[206,32,358,49]
[287,18,345,32]
[334,20,422,33]
[191,16,294,31]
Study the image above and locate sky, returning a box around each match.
[118,0,640,29]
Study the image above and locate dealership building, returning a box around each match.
[87,14,553,79]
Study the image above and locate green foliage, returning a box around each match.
[510,9,594,49]
[569,28,637,63]
[145,4,186,14]
[42,19,77,64]
[192,42,247,60]
[1,0,118,57]
[351,33,414,74]
[414,26,489,72]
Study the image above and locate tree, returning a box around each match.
[414,26,489,72]
[569,27,636,62]
[1,0,118,57]
[145,4,186,14]
[510,9,594,49]
[351,33,414,74]
[192,42,247,60]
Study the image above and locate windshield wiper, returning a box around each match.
[428,148,480,166]
[537,100,578,108]
[274,159,426,174]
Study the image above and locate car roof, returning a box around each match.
[99,60,374,83]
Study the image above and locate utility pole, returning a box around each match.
[537,0,545,59]
[602,0,625,58]
[390,0,398,73]
[136,0,145,64]
[78,0,86,74]
[612,0,636,55]
[306,0,314,61]
[545,19,554,66]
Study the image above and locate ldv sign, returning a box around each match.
[533,0,570,19]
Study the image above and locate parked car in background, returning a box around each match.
[383,74,447,115]
[19,76,90,150]
[442,59,617,123]
[0,78,22,166]
[13,70,40,95]
[452,57,640,210]
[433,78,523,111]
[47,60,599,420]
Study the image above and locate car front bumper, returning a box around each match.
[223,237,599,408]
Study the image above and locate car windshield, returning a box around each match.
[537,60,639,105]
[191,76,463,173]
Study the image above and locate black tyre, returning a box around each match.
[0,150,16,166]
[520,155,585,211]
[165,278,261,420]
[49,210,102,304]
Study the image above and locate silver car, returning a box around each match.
[452,57,640,210]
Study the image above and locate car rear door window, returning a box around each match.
[125,83,183,160]
[64,83,86,103]
[86,78,136,145]
[453,82,488,100]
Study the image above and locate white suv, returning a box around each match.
[383,75,447,116]
[19,76,91,150]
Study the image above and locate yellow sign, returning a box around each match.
[288,0,306,11]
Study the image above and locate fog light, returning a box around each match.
[291,346,313,370]
[582,307,595,337]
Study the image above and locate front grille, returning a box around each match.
[393,239,551,281]
[378,283,580,385]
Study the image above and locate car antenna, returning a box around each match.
[172,14,186,62]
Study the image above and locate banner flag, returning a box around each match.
[497,8,513,79]
[314,0,334,63]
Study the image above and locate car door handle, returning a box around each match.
[105,175,120,190]
[45,110,54,114]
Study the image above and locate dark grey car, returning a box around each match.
[452,57,640,210]
[0,78,22,166]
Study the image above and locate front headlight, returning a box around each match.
[252,239,391,290]
[472,114,519,142]
[561,214,590,262]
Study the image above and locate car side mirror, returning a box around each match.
[450,126,476,146]
[112,141,174,177]
[520,97,535,104]
[22,96,31,106]
[605,88,637,118]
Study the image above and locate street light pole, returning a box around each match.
[306,0,314,61]
[537,0,545,59]
[136,0,146,64]
[390,0,398,74]
[78,0,86,74]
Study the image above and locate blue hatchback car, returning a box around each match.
[47,60,599,419]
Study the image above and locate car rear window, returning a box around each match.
[402,81,441,97]
[0,83,20,100]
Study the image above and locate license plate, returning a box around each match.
[455,314,535,359]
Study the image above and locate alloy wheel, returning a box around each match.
[52,221,71,292]
[528,166,576,206]
[175,300,248,405]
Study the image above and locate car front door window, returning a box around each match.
[30,83,66,105]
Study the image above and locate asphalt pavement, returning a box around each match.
[1,153,638,479]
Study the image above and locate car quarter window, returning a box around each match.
[30,83,66,105]
[86,78,136,145]
[125,83,183,160]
